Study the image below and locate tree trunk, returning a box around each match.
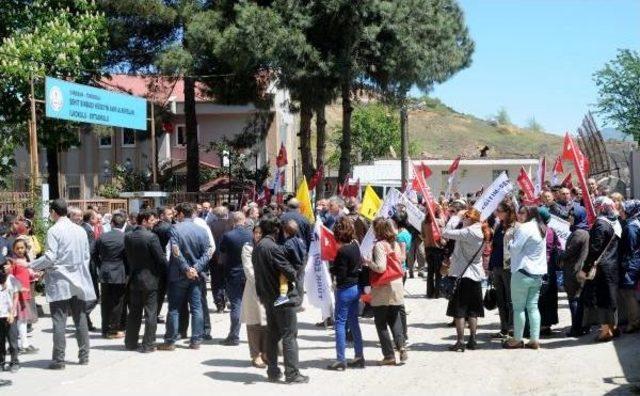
[338,81,353,183]
[299,100,314,180]
[46,145,59,199]
[184,76,200,192]
[315,104,327,198]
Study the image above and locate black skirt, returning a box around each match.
[446,278,484,318]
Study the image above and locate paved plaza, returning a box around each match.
[3,279,639,395]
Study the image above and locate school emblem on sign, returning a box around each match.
[48,85,64,112]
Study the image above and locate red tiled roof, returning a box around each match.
[98,75,211,104]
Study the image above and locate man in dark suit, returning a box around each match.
[207,206,231,312]
[153,206,174,322]
[219,211,252,346]
[124,210,168,353]
[253,216,308,384]
[95,213,128,338]
[81,209,100,332]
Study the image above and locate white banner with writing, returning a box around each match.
[473,172,514,221]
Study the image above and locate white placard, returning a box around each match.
[474,172,513,221]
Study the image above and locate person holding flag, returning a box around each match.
[445,156,461,200]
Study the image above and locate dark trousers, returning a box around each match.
[568,296,585,334]
[50,297,89,363]
[101,283,126,335]
[125,288,158,350]
[492,267,512,333]
[225,276,245,342]
[0,318,18,364]
[426,248,444,298]
[156,274,167,317]
[86,263,100,326]
[210,262,226,308]
[265,306,300,379]
[373,305,404,359]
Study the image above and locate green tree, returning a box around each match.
[0,0,107,198]
[329,103,420,165]
[526,117,544,133]
[495,107,511,125]
[594,49,640,142]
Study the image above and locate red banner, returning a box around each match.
[320,225,338,261]
[412,162,441,242]
[562,133,595,224]
[561,172,574,189]
[276,142,288,168]
[517,166,536,202]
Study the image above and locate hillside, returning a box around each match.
[323,99,564,160]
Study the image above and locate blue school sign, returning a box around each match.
[45,77,147,130]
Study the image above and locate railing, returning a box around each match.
[66,199,128,214]
[167,191,245,207]
[0,192,31,217]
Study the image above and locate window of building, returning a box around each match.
[122,128,136,147]
[175,124,200,147]
[99,133,112,148]
[175,125,186,147]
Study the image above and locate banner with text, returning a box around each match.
[474,171,513,221]
[45,76,147,130]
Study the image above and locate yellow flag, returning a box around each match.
[360,185,382,220]
[296,177,315,223]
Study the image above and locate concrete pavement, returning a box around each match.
[2,278,639,395]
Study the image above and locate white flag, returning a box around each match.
[303,220,335,320]
[473,171,513,221]
[398,193,426,231]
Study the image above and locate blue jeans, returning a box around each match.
[511,270,542,342]
[334,285,363,362]
[225,276,245,342]
[165,279,203,345]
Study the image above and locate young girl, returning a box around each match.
[0,269,20,372]
[7,240,38,354]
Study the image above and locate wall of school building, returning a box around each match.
[352,159,539,198]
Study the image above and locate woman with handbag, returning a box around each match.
[503,206,547,350]
[579,197,622,342]
[367,218,407,365]
[442,207,485,352]
[327,217,365,371]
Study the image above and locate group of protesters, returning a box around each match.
[0,174,639,386]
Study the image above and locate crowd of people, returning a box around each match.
[0,175,639,387]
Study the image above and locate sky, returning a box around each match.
[412,0,640,135]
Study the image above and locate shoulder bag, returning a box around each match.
[441,243,484,300]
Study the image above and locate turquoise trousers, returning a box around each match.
[511,270,543,342]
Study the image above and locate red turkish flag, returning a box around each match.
[411,162,432,191]
[517,166,536,202]
[308,165,324,190]
[448,156,461,175]
[561,173,574,189]
[553,156,564,174]
[562,133,595,224]
[276,142,288,168]
[320,225,338,261]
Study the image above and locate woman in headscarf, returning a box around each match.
[619,200,640,333]
[559,205,590,337]
[579,196,622,342]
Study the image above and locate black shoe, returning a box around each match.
[157,316,165,324]
[347,357,365,369]
[219,338,239,346]
[285,374,310,384]
[79,358,89,365]
[140,346,157,354]
[48,361,66,370]
[88,325,99,333]
[216,304,225,313]
[268,372,283,383]
[9,363,19,373]
[448,342,465,352]
[447,320,456,327]
[491,331,509,340]
[466,339,478,350]
[125,345,138,351]
[203,334,213,341]
[326,361,346,371]
[0,379,12,387]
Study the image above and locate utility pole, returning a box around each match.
[400,104,409,191]
[149,102,158,189]
[28,77,40,201]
